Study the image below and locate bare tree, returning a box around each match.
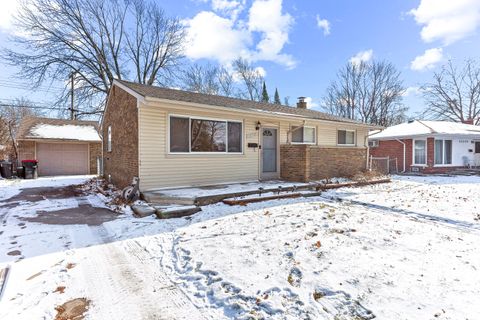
[3,0,185,115]
[0,99,43,162]
[422,59,480,124]
[233,58,264,101]
[323,60,407,126]
[181,64,221,95]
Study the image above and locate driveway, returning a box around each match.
[0,176,206,320]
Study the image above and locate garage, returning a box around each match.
[16,117,102,177]
[37,143,89,176]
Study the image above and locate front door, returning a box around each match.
[475,142,480,166]
[261,128,278,179]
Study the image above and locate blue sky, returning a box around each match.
[1,0,480,117]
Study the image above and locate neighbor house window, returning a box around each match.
[414,140,426,165]
[434,139,452,165]
[169,116,243,153]
[291,126,316,144]
[107,126,112,152]
[368,140,379,148]
[337,130,355,145]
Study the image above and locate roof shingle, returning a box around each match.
[115,79,373,126]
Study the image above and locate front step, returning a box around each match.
[154,205,202,219]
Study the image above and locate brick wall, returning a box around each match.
[102,86,139,189]
[280,145,309,182]
[88,142,102,175]
[369,139,412,172]
[426,137,435,168]
[280,144,367,182]
[309,147,367,180]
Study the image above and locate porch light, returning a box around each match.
[255,121,261,130]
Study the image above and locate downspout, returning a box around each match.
[365,134,370,170]
[395,138,406,173]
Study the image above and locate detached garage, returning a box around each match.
[16,117,102,176]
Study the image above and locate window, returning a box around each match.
[107,126,112,152]
[475,142,480,154]
[169,116,243,153]
[435,139,452,165]
[337,130,355,145]
[414,140,426,165]
[291,126,316,144]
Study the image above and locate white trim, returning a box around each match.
[167,114,244,155]
[291,125,317,145]
[112,80,146,102]
[337,129,356,146]
[413,139,427,165]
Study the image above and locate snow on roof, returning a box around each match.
[29,123,101,141]
[369,120,480,140]
[17,117,101,142]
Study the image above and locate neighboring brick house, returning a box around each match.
[102,79,377,191]
[16,117,102,176]
[369,120,480,173]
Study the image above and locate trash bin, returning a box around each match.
[16,166,25,179]
[22,160,38,179]
[0,161,13,179]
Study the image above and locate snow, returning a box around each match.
[29,123,101,141]
[1,175,479,319]
[370,120,480,140]
[154,178,350,198]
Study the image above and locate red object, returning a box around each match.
[22,160,38,164]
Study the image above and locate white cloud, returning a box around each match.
[210,0,246,20]
[316,15,330,36]
[184,11,252,65]
[248,0,296,69]
[410,48,443,71]
[410,0,480,45]
[185,0,296,69]
[0,0,20,31]
[349,49,373,66]
[304,97,318,108]
[403,86,422,97]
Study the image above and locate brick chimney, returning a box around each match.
[297,97,307,109]
[462,118,474,125]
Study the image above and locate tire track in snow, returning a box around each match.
[70,197,206,319]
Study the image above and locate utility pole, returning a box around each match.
[70,72,75,120]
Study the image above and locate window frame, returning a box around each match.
[168,114,244,155]
[434,139,453,166]
[107,125,112,152]
[413,139,427,165]
[337,129,356,146]
[291,125,317,145]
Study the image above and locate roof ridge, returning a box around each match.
[416,120,436,133]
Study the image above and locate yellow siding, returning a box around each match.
[138,100,370,190]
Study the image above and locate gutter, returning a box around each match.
[395,138,406,173]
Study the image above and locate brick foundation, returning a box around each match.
[280,145,368,182]
[102,86,139,189]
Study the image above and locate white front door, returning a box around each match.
[475,142,480,166]
[261,128,278,179]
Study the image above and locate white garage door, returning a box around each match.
[36,143,89,176]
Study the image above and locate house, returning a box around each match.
[16,117,102,176]
[102,79,377,191]
[369,120,480,173]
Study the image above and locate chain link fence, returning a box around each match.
[369,156,398,175]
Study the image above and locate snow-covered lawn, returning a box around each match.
[0,175,479,319]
